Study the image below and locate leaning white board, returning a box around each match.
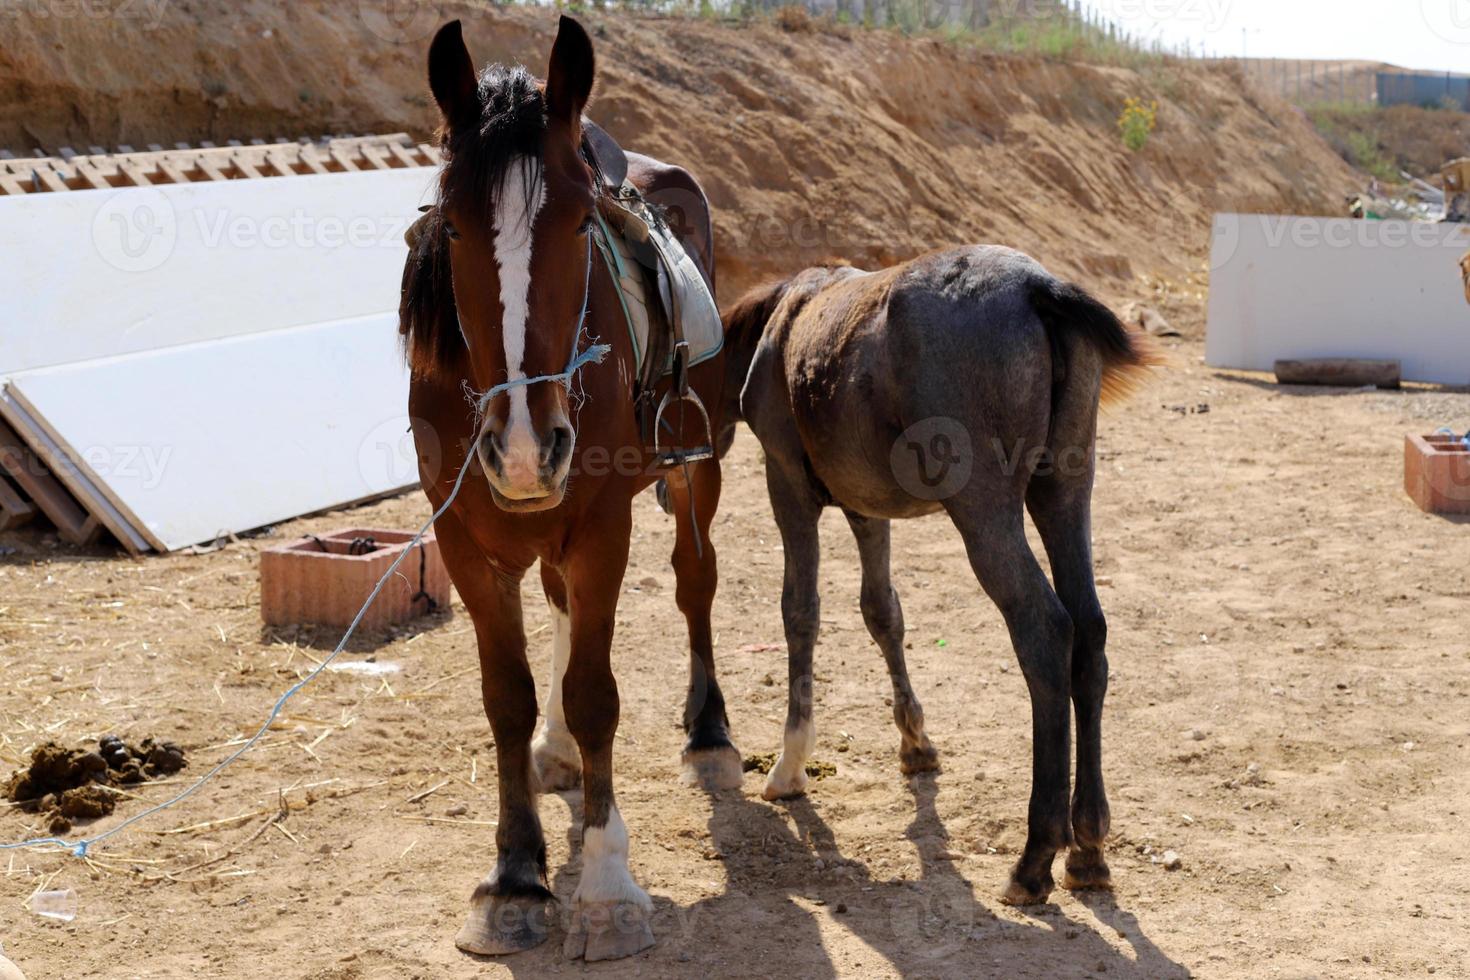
[0,168,435,376]
[2,315,418,551]
[1205,214,1470,386]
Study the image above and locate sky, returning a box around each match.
[1077,0,1470,71]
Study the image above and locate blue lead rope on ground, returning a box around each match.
[0,340,611,860]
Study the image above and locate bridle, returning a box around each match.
[461,212,605,423]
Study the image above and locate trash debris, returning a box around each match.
[1120,302,1181,337]
[30,888,77,922]
[326,660,401,676]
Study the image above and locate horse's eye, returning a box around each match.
[444,221,461,241]
[577,215,594,235]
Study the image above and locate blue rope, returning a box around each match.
[0,339,610,860]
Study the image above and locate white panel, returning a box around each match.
[0,169,436,376]
[1206,214,1470,386]
[4,315,419,551]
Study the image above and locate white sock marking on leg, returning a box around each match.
[765,718,815,796]
[575,805,651,910]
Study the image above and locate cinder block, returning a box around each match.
[260,527,451,629]
[1404,434,1470,514]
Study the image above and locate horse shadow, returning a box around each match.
[476,773,1189,978]
[668,774,1191,979]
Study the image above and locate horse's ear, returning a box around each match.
[545,15,594,128]
[428,21,478,132]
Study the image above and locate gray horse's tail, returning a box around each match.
[1029,278,1159,407]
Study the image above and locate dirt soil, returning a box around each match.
[2,5,1465,978]
[2,328,1469,978]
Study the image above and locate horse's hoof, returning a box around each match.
[532,729,581,793]
[760,765,808,801]
[0,951,27,980]
[1000,870,1055,907]
[1062,848,1114,892]
[454,892,551,955]
[680,744,743,791]
[899,739,940,775]
[563,900,655,961]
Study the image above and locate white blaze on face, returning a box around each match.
[493,155,547,487]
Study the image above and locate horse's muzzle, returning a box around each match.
[476,422,574,511]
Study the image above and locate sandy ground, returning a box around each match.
[2,327,1468,979]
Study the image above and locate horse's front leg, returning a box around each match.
[664,460,743,790]
[436,518,549,955]
[560,513,655,961]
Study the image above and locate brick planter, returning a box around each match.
[1404,434,1470,515]
[260,527,451,629]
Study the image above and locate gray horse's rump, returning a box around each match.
[738,246,1144,519]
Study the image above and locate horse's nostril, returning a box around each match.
[543,426,573,471]
[479,430,505,471]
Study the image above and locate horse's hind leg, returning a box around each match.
[946,500,1074,906]
[530,563,582,792]
[664,460,742,790]
[1028,456,1113,891]
[760,461,825,801]
[843,510,938,775]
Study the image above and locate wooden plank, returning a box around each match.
[0,136,434,193]
[0,391,142,552]
[1274,358,1401,389]
[32,168,67,193]
[0,473,35,530]
[0,415,103,546]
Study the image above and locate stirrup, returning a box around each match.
[653,387,715,468]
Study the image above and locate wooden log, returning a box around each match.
[1273,358,1401,389]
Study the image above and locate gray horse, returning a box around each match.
[719,245,1155,905]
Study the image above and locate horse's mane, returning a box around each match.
[400,65,548,377]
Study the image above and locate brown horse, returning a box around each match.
[720,248,1155,906]
[401,17,739,961]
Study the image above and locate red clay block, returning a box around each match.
[1404,434,1470,515]
[260,527,451,629]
